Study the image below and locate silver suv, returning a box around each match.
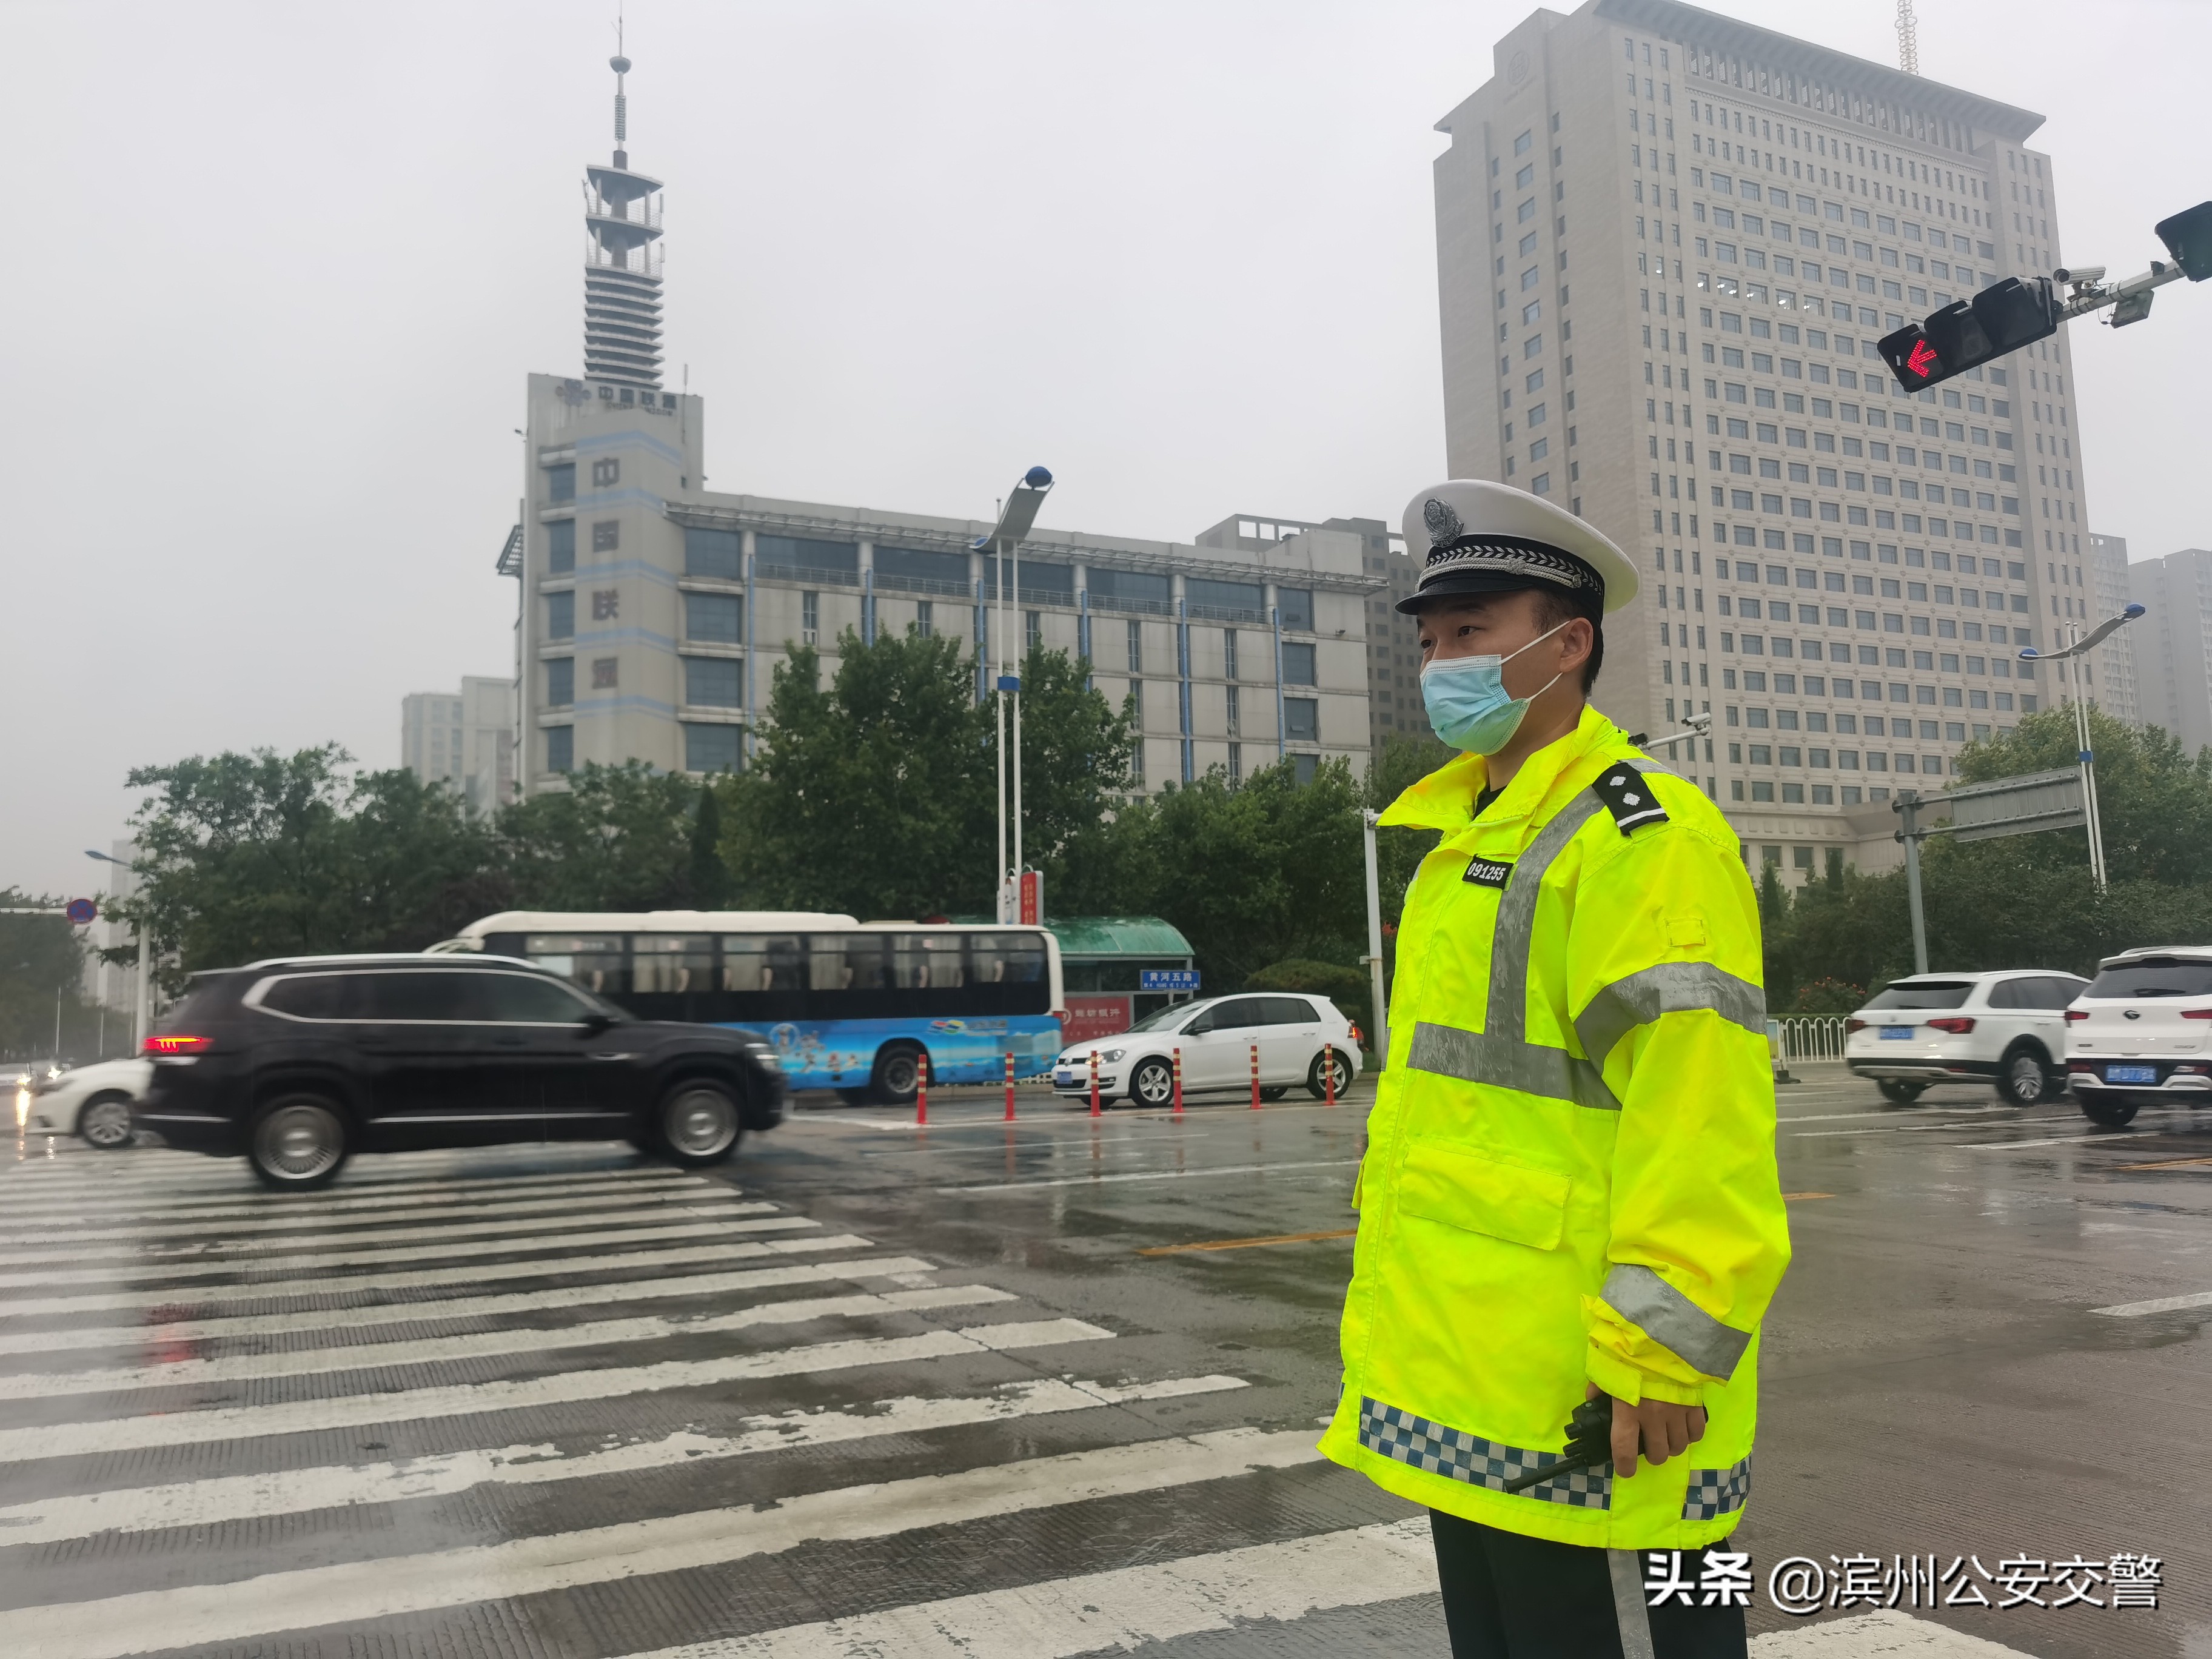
[1845,970,2088,1105]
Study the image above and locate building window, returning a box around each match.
[546,657,575,706]
[1228,742,1242,783]
[546,590,575,640]
[592,520,619,554]
[685,591,742,644]
[1127,619,1144,673]
[1026,610,1042,652]
[916,600,934,639]
[1285,697,1320,743]
[683,722,742,774]
[548,519,576,574]
[684,657,742,708]
[802,591,820,646]
[684,527,740,578]
[546,725,574,773]
[1130,735,1145,786]
[591,658,618,689]
[1282,642,1318,685]
[1225,683,1241,736]
[1278,588,1315,631]
[546,463,575,503]
[1224,629,1239,680]
[590,458,620,488]
[1294,753,1320,785]
[1128,678,1144,726]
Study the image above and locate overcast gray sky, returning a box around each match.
[5,0,2205,900]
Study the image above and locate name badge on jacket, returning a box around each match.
[1463,855,1513,890]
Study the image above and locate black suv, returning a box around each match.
[136,954,785,1189]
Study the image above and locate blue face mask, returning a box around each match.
[1421,620,1569,754]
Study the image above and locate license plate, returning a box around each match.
[1054,1071,1074,1086]
[1879,1025,1915,1041]
[2105,1064,2158,1084]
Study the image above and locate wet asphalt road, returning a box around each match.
[0,1064,2207,1659]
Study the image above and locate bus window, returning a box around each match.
[916,931,964,988]
[721,934,805,993]
[632,936,713,994]
[966,931,1050,1014]
[524,934,628,996]
[844,934,893,993]
[808,935,857,996]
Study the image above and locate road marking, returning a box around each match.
[1777,1106,2013,1125]
[0,1214,819,1294]
[0,1179,732,1241]
[1748,1608,2038,1656]
[0,1233,879,1321]
[1951,1131,2167,1150]
[2088,1287,2212,1317]
[1791,1122,2009,1138]
[940,1158,1357,1195]
[0,1284,1020,1398]
[0,1197,779,1263]
[0,1373,1247,1548]
[0,1319,1118,1462]
[2110,1155,2212,1171]
[1136,1228,1358,1256]
[1781,1192,1834,1201]
[0,1255,939,1359]
[0,1158,692,1201]
[615,1516,1435,1658]
[1,1427,1321,1659]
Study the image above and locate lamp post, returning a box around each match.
[2017,603,2145,892]
[84,848,149,1052]
[971,467,1054,921]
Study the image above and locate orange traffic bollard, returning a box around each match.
[1004,1051,1017,1121]
[1089,1051,1102,1117]
[1249,1042,1261,1109]
[916,1052,930,1127]
[1171,1047,1184,1116]
[1324,1045,1338,1107]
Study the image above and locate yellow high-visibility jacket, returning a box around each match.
[1320,706,1791,1550]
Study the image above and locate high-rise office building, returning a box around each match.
[509,54,1376,799]
[401,678,517,814]
[1436,0,2094,875]
[2127,548,2212,752]
[2084,531,2140,726]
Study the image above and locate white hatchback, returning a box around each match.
[23,1057,153,1149]
[1844,970,2086,1106]
[2065,947,2212,1127]
[1051,993,1362,1108]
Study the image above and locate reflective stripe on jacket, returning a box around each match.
[1318,706,1792,1549]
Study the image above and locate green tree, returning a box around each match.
[0,895,96,1061]
[498,760,703,913]
[688,783,732,910]
[1363,730,1453,934]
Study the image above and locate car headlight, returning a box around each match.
[1099,1048,1125,1063]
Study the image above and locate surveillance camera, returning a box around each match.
[2054,265,2104,286]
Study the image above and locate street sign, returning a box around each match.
[64,899,98,925]
[1140,969,1200,993]
[1017,870,1042,927]
[1940,768,2086,842]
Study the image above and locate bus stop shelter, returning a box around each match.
[1048,917,1197,1042]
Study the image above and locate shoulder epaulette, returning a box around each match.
[1592,761,1669,835]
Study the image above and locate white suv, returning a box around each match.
[1845,970,2087,1105]
[1051,993,1361,1108]
[2065,947,2212,1127]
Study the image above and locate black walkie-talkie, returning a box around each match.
[1502,1392,1615,1493]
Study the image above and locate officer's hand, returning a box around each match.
[1587,1382,1706,1478]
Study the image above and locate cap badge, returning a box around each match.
[1423,498,1463,548]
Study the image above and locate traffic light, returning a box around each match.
[1877,276,2059,391]
[2154,200,2212,282]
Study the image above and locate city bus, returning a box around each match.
[436,911,1064,1105]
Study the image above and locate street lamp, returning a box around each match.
[2018,603,2145,891]
[84,849,150,1052]
[971,466,1054,922]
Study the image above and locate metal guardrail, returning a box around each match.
[1775,1016,1848,1062]
[756,562,861,588]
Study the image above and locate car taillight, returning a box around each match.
[144,1034,211,1056]
[2182,1010,2212,1021]
[1927,1017,1976,1034]
[1844,1018,1866,1034]
[2064,1010,2089,1022]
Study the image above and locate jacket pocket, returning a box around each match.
[1396,1141,1571,1250]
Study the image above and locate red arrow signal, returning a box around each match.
[1906,338,1938,378]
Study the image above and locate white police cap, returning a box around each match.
[1397,479,1639,617]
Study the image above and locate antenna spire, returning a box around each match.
[1896,0,1920,75]
[609,13,631,164]
[583,13,665,390]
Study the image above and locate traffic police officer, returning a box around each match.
[1319,480,1792,1658]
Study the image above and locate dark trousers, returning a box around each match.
[1429,1510,1747,1659]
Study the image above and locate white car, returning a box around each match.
[24,1058,152,1149]
[1844,970,2087,1106]
[2065,946,2212,1127]
[1051,993,1362,1108]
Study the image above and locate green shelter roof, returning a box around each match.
[948,914,1194,961]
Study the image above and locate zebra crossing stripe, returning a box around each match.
[0,1319,1118,1461]
[0,1181,737,1243]
[1,1148,680,1192]
[0,1283,1021,1399]
[0,1233,879,1321]
[0,1164,700,1215]
[0,1427,1321,1659]
[0,1197,780,1263]
[615,1517,1435,1658]
[0,1373,1247,1549]
[0,1214,821,1294]
[0,1255,939,1359]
